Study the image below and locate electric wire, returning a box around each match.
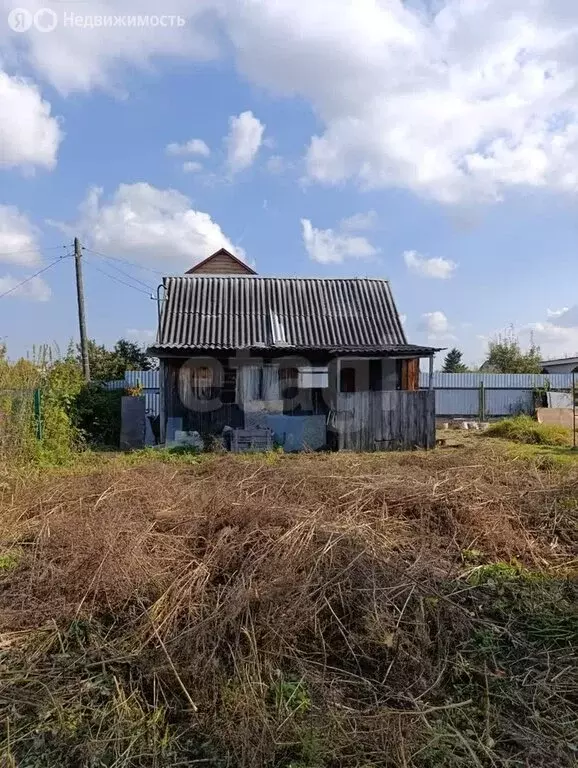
[0,254,71,300]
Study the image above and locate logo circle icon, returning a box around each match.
[8,8,33,32]
[34,8,57,32]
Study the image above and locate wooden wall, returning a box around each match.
[188,252,254,275]
[334,390,435,451]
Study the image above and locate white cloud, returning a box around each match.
[502,307,578,358]
[547,307,569,318]
[126,328,156,345]
[166,138,210,157]
[301,218,378,264]
[522,322,578,359]
[225,111,265,174]
[0,71,62,171]
[419,311,455,340]
[0,1,218,94]
[340,211,378,231]
[219,0,578,202]
[0,206,41,266]
[182,161,203,173]
[66,182,243,271]
[404,250,457,279]
[0,274,51,301]
[553,307,578,328]
[7,1,578,202]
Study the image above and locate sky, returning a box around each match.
[1,0,578,367]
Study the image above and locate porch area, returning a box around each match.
[160,355,436,452]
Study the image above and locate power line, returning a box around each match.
[85,250,156,292]
[82,246,164,276]
[83,255,155,296]
[83,256,155,297]
[0,244,68,258]
[0,255,71,300]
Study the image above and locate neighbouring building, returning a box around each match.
[541,356,578,374]
[149,249,440,451]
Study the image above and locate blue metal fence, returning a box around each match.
[104,370,160,420]
[418,372,574,418]
[418,373,574,389]
[104,370,576,420]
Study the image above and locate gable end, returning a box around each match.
[186,248,257,275]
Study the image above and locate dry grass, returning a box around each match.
[0,445,576,767]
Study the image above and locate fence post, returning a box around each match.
[33,388,43,441]
[479,381,485,421]
[572,373,578,450]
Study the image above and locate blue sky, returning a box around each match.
[2,0,578,366]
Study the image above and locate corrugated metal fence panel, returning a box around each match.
[484,389,535,417]
[419,373,575,389]
[144,391,160,417]
[418,372,576,417]
[103,371,161,417]
[435,388,479,417]
[125,370,160,389]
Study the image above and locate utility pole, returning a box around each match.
[74,237,91,382]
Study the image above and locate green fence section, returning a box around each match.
[0,388,40,459]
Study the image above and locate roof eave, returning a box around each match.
[148,344,441,357]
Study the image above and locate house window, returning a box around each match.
[340,367,356,393]
[339,360,398,392]
[179,358,223,411]
[298,366,329,389]
[190,365,220,400]
[236,365,282,410]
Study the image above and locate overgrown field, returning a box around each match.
[0,444,576,767]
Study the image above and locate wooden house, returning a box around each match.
[149,250,439,451]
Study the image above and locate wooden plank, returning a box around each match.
[334,389,436,452]
[362,391,369,451]
[426,390,432,448]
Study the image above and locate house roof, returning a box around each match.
[151,275,438,356]
[541,356,578,366]
[185,248,257,275]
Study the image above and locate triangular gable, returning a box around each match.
[186,248,257,275]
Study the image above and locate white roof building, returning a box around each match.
[541,356,578,374]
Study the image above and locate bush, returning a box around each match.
[486,415,571,446]
[70,384,125,448]
[0,357,83,463]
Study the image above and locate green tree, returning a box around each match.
[442,348,468,373]
[484,330,542,374]
[112,339,156,372]
[78,338,156,381]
